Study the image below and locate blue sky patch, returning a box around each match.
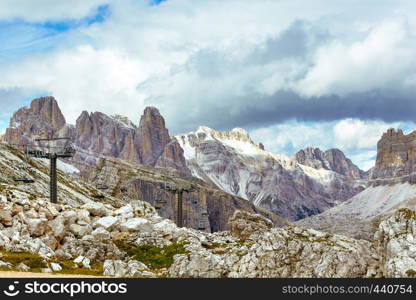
[42,4,110,32]
[151,0,167,6]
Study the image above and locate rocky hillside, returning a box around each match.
[297,182,416,240]
[85,154,287,232]
[1,138,285,231]
[176,126,365,221]
[4,97,189,174]
[0,183,414,277]
[0,140,414,278]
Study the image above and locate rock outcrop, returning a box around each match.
[136,107,171,166]
[5,97,190,174]
[294,147,365,180]
[371,128,416,180]
[374,208,416,277]
[74,106,190,174]
[168,212,378,278]
[75,111,136,160]
[4,96,71,145]
[0,144,413,278]
[176,126,365,221]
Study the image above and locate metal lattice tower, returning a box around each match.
[26,137,75,203]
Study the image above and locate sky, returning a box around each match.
[1,0,416,170]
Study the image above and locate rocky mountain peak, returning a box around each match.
[191,126,259,149]
[229,127,252,141]
[112,114,136,129]
[137,106,172,166]
[371,128,416,180]
[293,147,364,179]
[294,147,328,169]
[140,106,166,127]
[4,98,189,174]
[4,96,68,145]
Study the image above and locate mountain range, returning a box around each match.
[1,96,416,277]
[4,97,416,232]
[3,96,370,222]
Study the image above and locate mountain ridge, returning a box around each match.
[176,125,365,221]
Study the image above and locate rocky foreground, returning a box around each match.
[0,188,414,277]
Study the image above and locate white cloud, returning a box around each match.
[0,0,109,22]
[296,19,416,97]
[333,119,400,151]
[1,0,416,152]
[0,45,147,124]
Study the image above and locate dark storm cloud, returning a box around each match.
[249,20,331,64]
[143,19,416,134]
[159,89,416,134]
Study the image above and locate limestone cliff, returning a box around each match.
[371,128,416,180]
[5,97,190,175]
[4,96,70,145]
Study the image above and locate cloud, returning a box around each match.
[333,119,397,151]
[1,0,416,167]
[296,19,416,97]
[0,0,110,22]
[0,45,148,124]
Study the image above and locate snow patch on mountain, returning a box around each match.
[298,164,337,185]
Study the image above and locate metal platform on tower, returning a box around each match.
[26,137,76,203]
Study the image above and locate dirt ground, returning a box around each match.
[0,271,103,278]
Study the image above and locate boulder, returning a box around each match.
[63,210,77,225]
[92,227,111,241]
[114,205,134,219]
[73,256,90,268]
[47,215,66,240]
[228,210,273,241]
[103,260,127,277]
[93,216,118,231]
[0,211,12,226]
[69,224,92,238]
[83,202,108,217]
[25,218,47,237]
[119,218,152,233]
[18,263,30,271]
[0,261,12,268]
[103,260,148,277]
[50,263,62,272]
[375,209,416,277]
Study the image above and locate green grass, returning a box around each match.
[1,251,47,271]
[115,240,189,269]
[0,251,103,276]
[53,260,104,276]
[202,242,228,250]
